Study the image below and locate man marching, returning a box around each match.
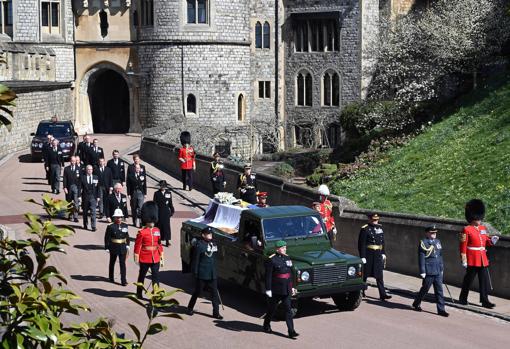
[210,152,226,194]
[105,209,130,286]
[358,213,391,300]
[459,199,499,308]
[318,185,337,243]
[412,225,449,317]
[263,240,299,339]
[178,131,196,191]
[237,164,257,204]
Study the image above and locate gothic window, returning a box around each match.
[263,21,270,49]
[186,94,197,114]
[258,81,270,99]
[187,0,208,24]
[41,0,60,35]
[0,0,12,37]
[294,19,339,53]
[255,22,262,48]
[141,0,154,26]
[296,70,312,106]
[99,9,109,37]
[322,70,340,107]
[237,94,246,121]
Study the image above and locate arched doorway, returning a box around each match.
[88,69,130,133]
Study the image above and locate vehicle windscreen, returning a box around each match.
[262,215,326,241]
[36,123,73,137]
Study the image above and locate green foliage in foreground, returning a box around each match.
[331,80,510,234]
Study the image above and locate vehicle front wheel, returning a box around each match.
[332,290,362,311]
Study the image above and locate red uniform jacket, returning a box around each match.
[134,227,163,264]
[459,225,493,267]
[319,199,335,232]
[178,146,195,170]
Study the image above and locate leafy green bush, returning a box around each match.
[273,162,295,179]
[306,163,338,187]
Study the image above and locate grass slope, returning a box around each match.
[331,79,510,234]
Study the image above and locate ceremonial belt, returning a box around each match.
[367,244,383,250]
[467,247,486,251]
[111,239,126,244]
[142,246,159,251]
[274,273,291,279]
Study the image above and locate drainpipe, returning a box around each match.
[274,0,280,150]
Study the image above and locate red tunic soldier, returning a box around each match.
[134,201,164,299]
[256,192,269,208]
[318,185,337,244]
[178,131,196,191]
[459,199,499,308]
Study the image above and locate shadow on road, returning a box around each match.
[73,244,105,251]
[22,177,46,180]
[21,189,50,193]
[22,181,48,185]
[213,319,264,333]
[297,298,338,317]
[364,297,412,310]
[18,154,34,163]
[83,288,132,298]
[71,274,111,282]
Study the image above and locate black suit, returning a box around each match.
[126,172,147,226]
[42,142,52,183]
[106,193,129,220]
[104,222,130,284]
[76,141,92,165]
[127,163,146,177]
[263,253,295,333]
[88,146,105,167]
[107,158,126,184]
[94,166,113,216]
[153,189,175,242]
[81,174,99,230]
[46,147,64,193]
[63,165,82,220]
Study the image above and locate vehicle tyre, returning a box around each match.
[332,290,362,311]
[181,258,190,273]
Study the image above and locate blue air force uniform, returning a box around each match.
[412,230,446,314]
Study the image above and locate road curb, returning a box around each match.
[367,281,510,322]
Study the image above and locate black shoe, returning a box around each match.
[458,299,468,305]
[73,218,79,223]
[56,190,60,195]
[109,278,114,283]
[482,301,495,309]
[166,240,170,247]
[136,294,144,300]
[213,314,223,320]
[362,290,366,298]
[83,225,88,230]
[92,228,96,232]
[288,330,299,339]
[412,304,422,312]
[121,281,128,286]
[380,295,392,301]
[263,325,272,333]
[438,310,449,317]
[186,309,194,316]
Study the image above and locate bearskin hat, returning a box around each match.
[465,199,485,223]
[180,131,191,146]
[141,201,159,225]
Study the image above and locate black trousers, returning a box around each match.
[413,274,445,312]
[459,266,491,303]
[187,278,220,316]
[264,294,294,333]
[181,169,193,190]
[363,274,388,298]
[137,262,160,297]
[109,252,127,284]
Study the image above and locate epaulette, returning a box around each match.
[361,224,368,228]
[269,254,275,258]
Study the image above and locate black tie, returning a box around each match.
[88,176,91,185]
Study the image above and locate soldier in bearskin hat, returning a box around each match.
[459,199,500,308]
[178,131,196,191]
[134,201,164,299]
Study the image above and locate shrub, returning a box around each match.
[306,163,338,187]
[273,162,295,179]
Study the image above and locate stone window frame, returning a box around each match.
[40,0,61,35]
[294,18,340,53]
[236,92,246,122]
[254,20,271,49]
[295,69,313,107]
[181,0,216,32]
[0,0,13,37]
[185,92,199,117]
[140,0,154,27]
[321,69,341,107]
[257,80,271,99]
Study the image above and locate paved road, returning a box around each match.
[1,135,509,349]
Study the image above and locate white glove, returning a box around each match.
[361,258,366,264]
[265,290,272,298]
[382,254,386,261]
[292,288,297,296]
[332,228,338,235]
[105,249,109,253]
[491,235,500,245]
[241,189,246,194]
[420,273,426,279]
[462,262,467,268]
[126,246,130,250]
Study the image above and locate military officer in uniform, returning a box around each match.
[237,164,257,204]
[153,180,175,247]
[63,156,81,222]
[105,209,130,286]
[318,185,337,244]
[412,225,449,317]
[127,164,147,227]
[263,240,299,339]
[255,192,269,208]
[81,165,99,231]
[134,202,164,299]
[45,138,64,194]
[105,183,129,222]
[107,150,126,186]
[187,226,223,320]
[210,152,226,194]
[459,199,499,308]
[178,131,196,191]
[358,213,391,300]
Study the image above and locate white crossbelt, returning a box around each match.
[467,247,486,251]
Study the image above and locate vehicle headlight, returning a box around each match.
[301,271,310,282]
[347,266,356,277]
[38,143,43,148]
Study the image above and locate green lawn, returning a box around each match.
[331,79,510,234]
